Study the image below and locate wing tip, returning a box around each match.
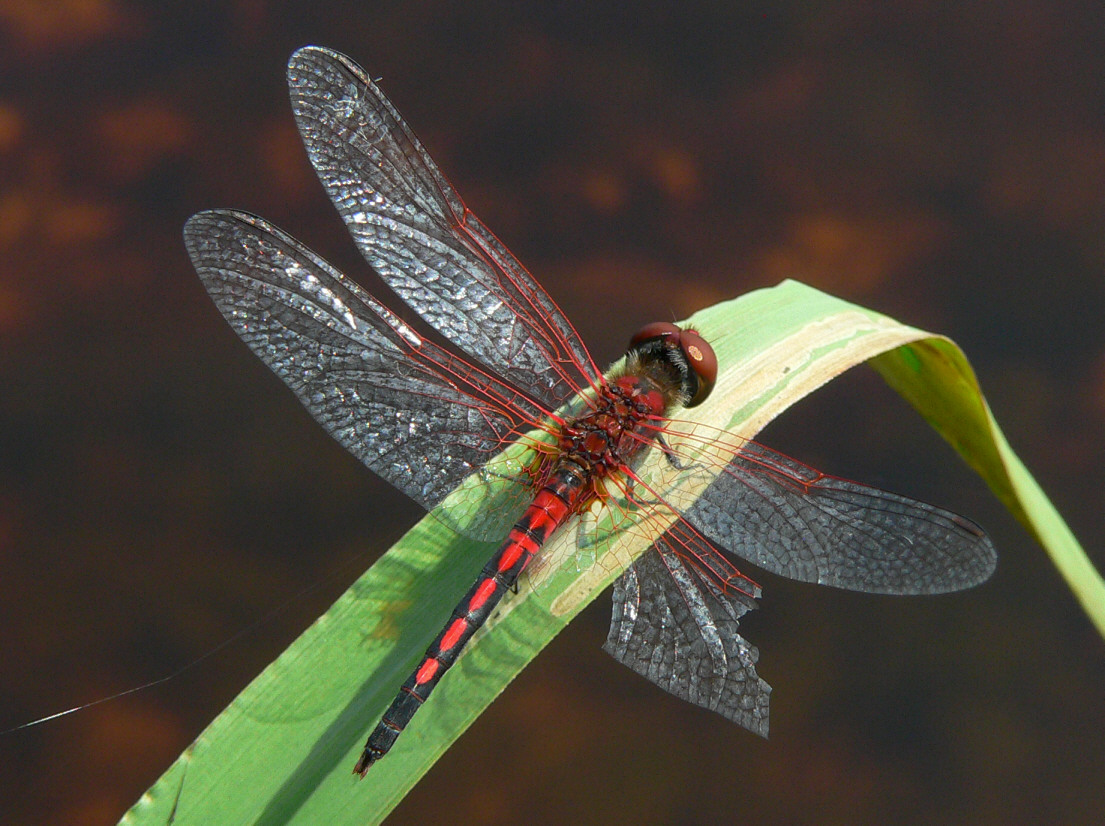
[287,45,367,88]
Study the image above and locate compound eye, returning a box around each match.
[628,321,681,349]
[678,328,717,407]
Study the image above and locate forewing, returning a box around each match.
[185,209,544,539]
[603,537,771,736]
[672,434,997,595]
[287,46,599,408]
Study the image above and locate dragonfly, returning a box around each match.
[185,46,997,777]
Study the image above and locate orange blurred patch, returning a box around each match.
[259,118,318,201]
[97,99,194,181]
[52,699,187,823]
[0,166,121,249]
[0,104,25,152]
[756,209,947,292]
[0,0,130,51]
[45,198,121,244]
[581,168,627,214]
[648,146,702,203]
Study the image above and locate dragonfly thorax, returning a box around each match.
[556,376,668,480]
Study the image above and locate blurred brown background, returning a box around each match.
[2,2,1104,824]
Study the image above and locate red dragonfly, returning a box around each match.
[185,47,996,776]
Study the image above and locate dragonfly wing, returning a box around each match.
[185,209,541,539]
[287,46,599,408]
[604,539,771,737]
[680,439,997,595]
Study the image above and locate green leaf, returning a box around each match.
[121,280,1101,825]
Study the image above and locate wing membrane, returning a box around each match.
[659,427,997,595]
[185,209,544,539]
[604,539,770,736]
[287,46,599,408]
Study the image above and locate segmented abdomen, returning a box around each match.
[355,461,590,774]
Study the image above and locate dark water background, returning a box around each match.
[1,3,1103,823]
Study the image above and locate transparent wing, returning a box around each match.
[657,425,997,595]
[185,209,546,539]
[287,46,600,408]
[604,531,771,737]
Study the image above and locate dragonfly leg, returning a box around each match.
[656,433,693,470]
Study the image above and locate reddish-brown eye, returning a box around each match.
[678,328,717,407]
[628,321,681,349]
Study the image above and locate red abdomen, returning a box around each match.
[354,461,591,773]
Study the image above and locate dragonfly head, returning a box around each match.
[627,322,718,408]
